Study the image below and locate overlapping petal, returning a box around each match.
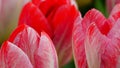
[73,4,120,68]
[0,41,33,68]
[9,24,58,68]
[19,2,53,37]
[19,1,79,66]
[109,4,120,24]
[73,9,111,68]
[32,0,73,16]
[85,23,107,68]
[51,4,79,66]
[85,23,120,68]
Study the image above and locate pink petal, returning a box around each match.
[9,24,40,67]
[85,23,106,68]
[34,32,58,68]
[51,5,79,66]
[0,41,33,68]
[19,2,53,38]
[108,19,120,39]
[9,24,58,68]
[73,9,112,68]
[109,4,120,24]
[85,23,120,68]
[73,15,87,68]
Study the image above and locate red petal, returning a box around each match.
[9,24,58,68]
[34,32,58,68]
[32,0,71,16]
[19,2,53,38]
[0,41,33,68]
[51,5,79,66]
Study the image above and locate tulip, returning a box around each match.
[0,0,30,44]
[18,0,79,66]
[73,4,120,68]
[0,24,58,68]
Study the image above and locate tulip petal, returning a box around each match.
[0,41,33,68]
[85,23,106,68]
[34,32,58,68]
[32,0,71,16]
[85,22,120,68]
[73,15,87,68]
[73,9,112,68]
[109,4,120,24]
[9,24,58,68]
[108,19,120,39]
[19,2,53,37]
[9,24,40,67]
[51,5,79,66]
[82,9,112,35]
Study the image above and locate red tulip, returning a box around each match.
[73,4,120,68]
[0,24,58,68]
[19,0,79,66]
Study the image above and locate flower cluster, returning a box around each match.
[1,0,120,68]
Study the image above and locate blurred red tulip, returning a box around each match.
[0,0,30,44]
[73,4,120,68]
[19,0,79,66]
